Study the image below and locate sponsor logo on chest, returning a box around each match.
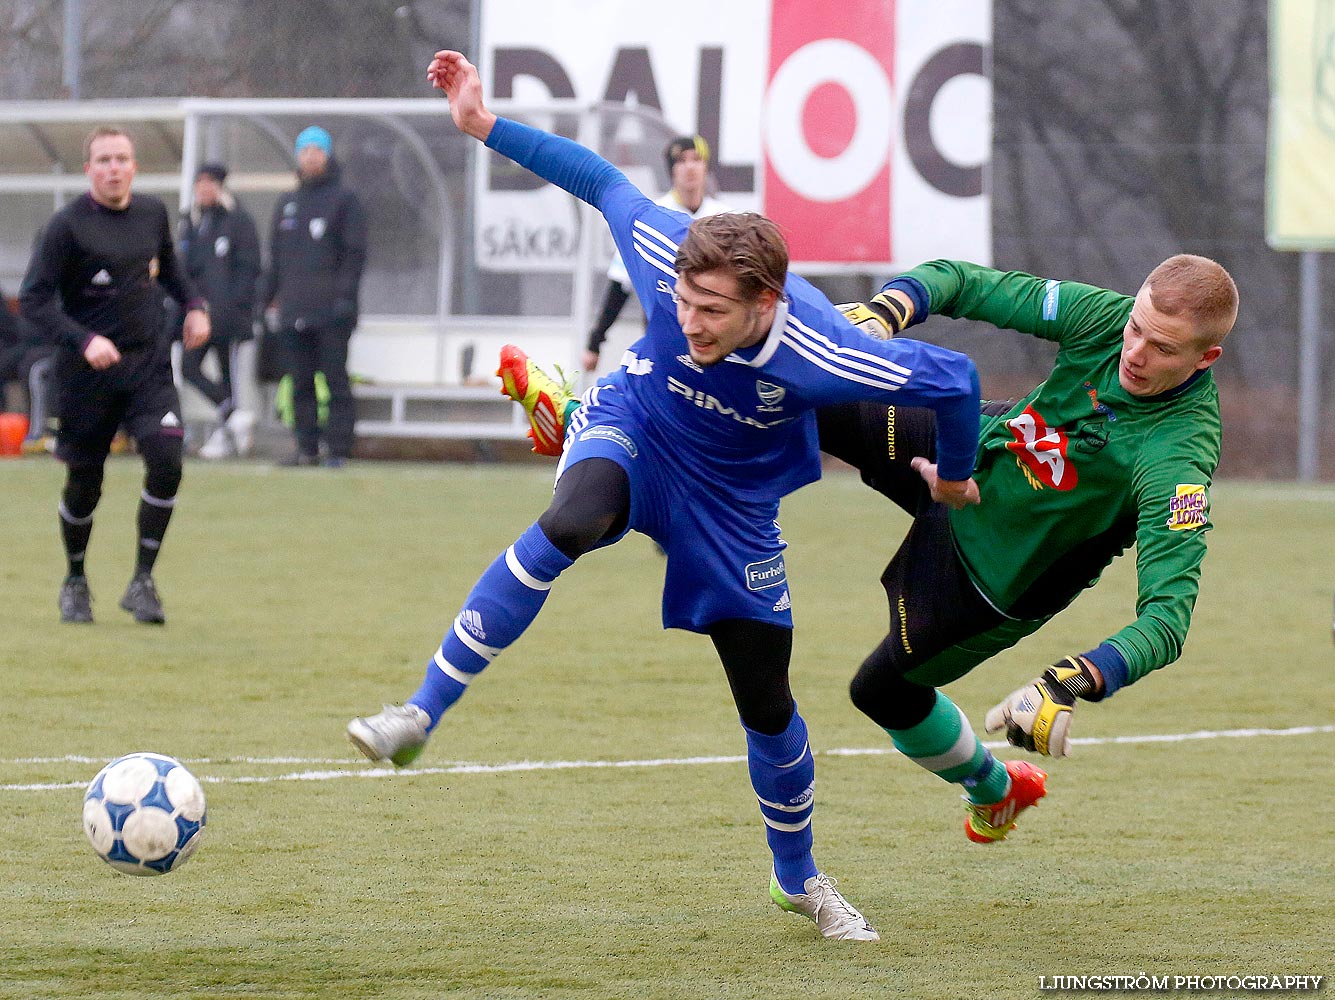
[665,376,791,429]
[1005,405,1077,490]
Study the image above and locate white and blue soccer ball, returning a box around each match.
[82,752,207,876]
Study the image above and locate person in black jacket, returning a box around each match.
[0,281,24,390]
[260,126,367,467]
[20,125,210,625]
[178,162,261,459]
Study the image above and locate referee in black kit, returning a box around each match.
[20,125,211,625]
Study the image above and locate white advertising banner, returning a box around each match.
[1267,0,1335,249]
[475,0,990,271]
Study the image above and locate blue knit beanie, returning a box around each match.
[295,126,333,157]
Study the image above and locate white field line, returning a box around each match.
[2,724,1332,793]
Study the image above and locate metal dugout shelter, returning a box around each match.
[0,97,632,442]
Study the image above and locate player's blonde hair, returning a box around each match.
[83,125,133,163]
[674,212,788,303]
[1144,254,1239,346]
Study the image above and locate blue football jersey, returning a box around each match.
[487,118,980,502]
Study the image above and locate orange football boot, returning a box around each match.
[964,760,1048,843]
[496,345,575,457]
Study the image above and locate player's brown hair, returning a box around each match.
[1144,254,1239,346]
[83,125,133,163]
[675,212,789,302]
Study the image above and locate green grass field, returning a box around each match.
[1,457,1332,999]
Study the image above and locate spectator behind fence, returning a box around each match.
[179,161,261,460]
[19,125,210,625]
[260,126,367,468]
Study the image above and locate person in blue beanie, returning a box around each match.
[260,125,367,467]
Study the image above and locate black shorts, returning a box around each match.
[818,401,1046,686]
[55,345,183,464]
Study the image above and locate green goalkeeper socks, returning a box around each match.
[887,692,1010,805]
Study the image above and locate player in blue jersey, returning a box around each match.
[348,50,983,942]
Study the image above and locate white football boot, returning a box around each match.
[347,704,431,767]
[769,871,880,941]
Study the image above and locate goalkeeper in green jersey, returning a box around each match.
[823,254,1237,842]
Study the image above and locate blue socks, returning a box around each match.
[406,523,829,899]
[746,710,819,895]
[408,523,573,728]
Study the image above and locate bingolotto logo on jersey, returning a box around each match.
[477,0,990,271]
[1166,484,1209,531]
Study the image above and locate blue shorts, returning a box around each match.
[557,382,793,633]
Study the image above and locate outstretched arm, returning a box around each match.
[427,47,656,285]
[427,50,497,141]
[834,291,976,508]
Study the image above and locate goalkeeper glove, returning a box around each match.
[835,290,913,340]
[984,656,1102,758]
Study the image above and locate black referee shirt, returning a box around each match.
[20,193,199,355]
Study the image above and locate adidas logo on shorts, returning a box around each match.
[772,590,791,612]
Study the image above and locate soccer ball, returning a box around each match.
[82,752,207,876]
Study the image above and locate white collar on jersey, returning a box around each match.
[726,296,789,368]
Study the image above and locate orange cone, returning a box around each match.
[0,412,29,457]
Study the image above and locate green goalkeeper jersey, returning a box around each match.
[906,260,1220,687]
